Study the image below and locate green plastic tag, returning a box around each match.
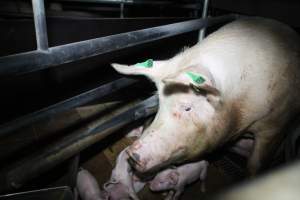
[135,59,153,68]
[185,71,205,84]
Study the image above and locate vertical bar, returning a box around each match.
[120,2,124,18]
[32,0,49,51]
[198,0,209,42]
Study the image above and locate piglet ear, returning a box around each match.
[168,171,179,186]
[111,59,163,83]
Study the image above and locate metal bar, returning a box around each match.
[53,0,173,5]
[0,95,158,192]
[0,78,137,138]
[0,186,73,200]
[32,0,49,51]
[198,0,209,42]
[67,155,80,189]
[120,2,124,18]
[0,101,122,160]
[0,15,236,77]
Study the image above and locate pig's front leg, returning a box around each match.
[248,120,282,175]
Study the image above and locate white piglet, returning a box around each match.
[149,160,209,200]
[103,148,145,200]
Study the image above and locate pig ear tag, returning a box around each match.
[185,71,206,85]
[135,59,153,68]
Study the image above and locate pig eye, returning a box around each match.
[179,104,192,112]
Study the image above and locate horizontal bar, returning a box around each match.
[0,15,237,77]
[32,0,49,51]
[53,0,173,5]
[0,95,158,192]
[0,78,137,138]
[0,186,73,199]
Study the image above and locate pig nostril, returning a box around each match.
[131,152,141,163]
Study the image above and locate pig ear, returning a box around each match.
[163,71,220,96]
[168,171,179,186]
[111,59,163,83]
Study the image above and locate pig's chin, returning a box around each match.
[128,155,163,174]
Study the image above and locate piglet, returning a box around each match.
[103,147,145,200]
[229,137,254,158]
[76,168,104,200]
[149,160,209,200]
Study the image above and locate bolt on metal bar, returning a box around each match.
[0,78,137,138]
[32,0,49,51]
[0,15,237,77]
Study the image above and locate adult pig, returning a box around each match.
[112,17,300,175]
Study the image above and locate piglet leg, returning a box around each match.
[164,190,175,200]
[76,168,103,200]
[172,189,183,200]
[199,161,208,193]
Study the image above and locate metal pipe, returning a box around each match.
[0,101,122,160]
[0,78,137,138]
[53,0,173,5]
[120,2,124,18]
[0,95,158,192]
[32,0,49,51]
[198,0,209,42]
[0,15,236,77]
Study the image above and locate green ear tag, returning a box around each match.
[135,59,153,68]
[185,71,205,84]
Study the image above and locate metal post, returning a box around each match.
[32,0,49,51]
[120,2,124,18]
[198,0,209,42]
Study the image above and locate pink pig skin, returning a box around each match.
[149,160,209,200]
[103,148,145,200]
[112,18,300,175]
[76,168,103,200]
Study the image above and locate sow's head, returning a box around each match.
[111,58,227,173]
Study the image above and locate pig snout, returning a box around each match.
[126,142,150,173]
[126,135,188,174]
